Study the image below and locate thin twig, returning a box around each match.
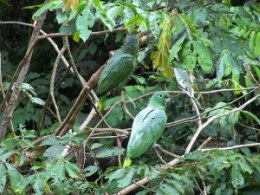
[155,145,180,158]
[200,142,260,151]
[121,91,134,120]
[83,103,118,144]
[154,148,167,164]
[167,88,258,128]
[198,137,212,150]
[0,21,126,39]
[80,108,97,130]
[50,43,67,123]
[37,28,126,39]
[185,94,260,153]
[237,122,260,132]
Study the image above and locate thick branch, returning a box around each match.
[53,65,104,136]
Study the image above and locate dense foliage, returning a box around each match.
[0,0,260,194]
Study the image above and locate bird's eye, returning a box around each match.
[159,94,163,98]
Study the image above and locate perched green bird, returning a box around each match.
[123,92,170,167]
[96,34,139,97]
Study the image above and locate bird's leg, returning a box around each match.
[117,136,124,167]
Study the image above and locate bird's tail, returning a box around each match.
[123,156,132,167]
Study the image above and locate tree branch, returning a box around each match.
[0,11,48,140]
[185,94,260,153]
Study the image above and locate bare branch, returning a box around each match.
[154,148,167,164]
[0,11,48,140]
[200,142,260,151]
[50,43,67,123]
[54,65,104,136]
[198,137,212,150]
[121,91,134,120]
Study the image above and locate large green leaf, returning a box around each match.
[65,161,80,179]
[168,34,187,63]
[84,165,99,177]
[0,163,6,193]
[43,145,65,159]
[231,163,244,188]
[6,163,23,192]
[193,41,213,73]
[95,147,125,158]
[76,7,95,42]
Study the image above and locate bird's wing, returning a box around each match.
[127,106,167,159]
[97,51,136,96]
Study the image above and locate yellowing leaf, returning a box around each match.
[73,31,80,42]
[151,16,174,79]
[64,0,78,11]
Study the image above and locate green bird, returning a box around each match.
[96,34,139,97]
[123,92,170,167]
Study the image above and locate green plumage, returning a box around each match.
[97,34,139,96]
[123,92,170,167]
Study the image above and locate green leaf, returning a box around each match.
[95,147,125,158]
[174,67,194,97]
[32,174,45,195]
[76,7,95,42]
[168,35,187,63]
[32,0,63,19]
[231,163,244,188]
[105,168,125,182]
[84,165,99,177]
[40,135,59,146]
[238,160,253,174]
[253,32,260,56]
[29,96,45,106]
[217,53,225,79]
[43,145,64,158]
[182,150,203,161]
[182,53,196,71]
[0,149,14,161]
[65,161,80,179]
[6,163,23,191]
[91,143,103,150]
[193,41,213,73]
[59,22,76,33]
[46,161,65,183]
[117,168,134,188]
[165,179,185,194]
[245,72,253,87]
[32,2,52,19]
[159,183,180,195]
[56,11,67,24]
[224,52,242,78]
[92,0,115,30]
[0,163,6,193]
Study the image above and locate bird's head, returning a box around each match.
[149,91,170,109]
[122,34,139,55]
